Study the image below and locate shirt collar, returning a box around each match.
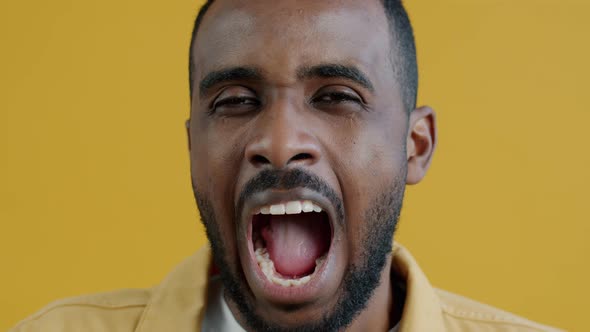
[134,245,211,332]
[392,244,446,332]
[135,243,446,332]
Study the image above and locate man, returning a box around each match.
[12,0,562,331]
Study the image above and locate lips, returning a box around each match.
[238,188,340,304]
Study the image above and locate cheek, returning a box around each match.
[190,123,245,255]
[328,120,407,255]
[191,119,245,188]
[331,116,406,192]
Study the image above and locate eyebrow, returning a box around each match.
[199,67,263,97]
[198,64,374,97]
[297,64,375,92]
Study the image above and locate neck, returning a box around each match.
[345,253,395,332]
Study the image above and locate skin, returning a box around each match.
[187,0,436,330]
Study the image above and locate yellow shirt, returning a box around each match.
[10,244,562,332]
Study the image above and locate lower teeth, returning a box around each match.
[254,247,325,287]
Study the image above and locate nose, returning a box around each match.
[244,101,321,169]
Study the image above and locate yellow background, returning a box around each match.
[1,0,588,330]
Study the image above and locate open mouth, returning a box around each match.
[250,200,332,287]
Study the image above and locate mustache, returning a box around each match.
[236,168,344,223]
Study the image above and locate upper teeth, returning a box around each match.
[257,200,322,215]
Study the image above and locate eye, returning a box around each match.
[213,96,259,109]
[313,91,361,104]
[209,87,261,116]
[311,87,367,112]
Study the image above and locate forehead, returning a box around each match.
[193,0,393,85]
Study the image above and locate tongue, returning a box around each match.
[261,214,329,277]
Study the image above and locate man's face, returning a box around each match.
[188,0,429,330]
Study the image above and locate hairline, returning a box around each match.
[188,0,417,113]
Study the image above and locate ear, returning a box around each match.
[406,106,437,185]
[185,119,192,151]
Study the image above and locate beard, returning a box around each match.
[193,168,406,332]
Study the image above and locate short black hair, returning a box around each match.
[188,0,418,113]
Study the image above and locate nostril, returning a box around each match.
[250,154,270,166]
[289,153,314,163]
